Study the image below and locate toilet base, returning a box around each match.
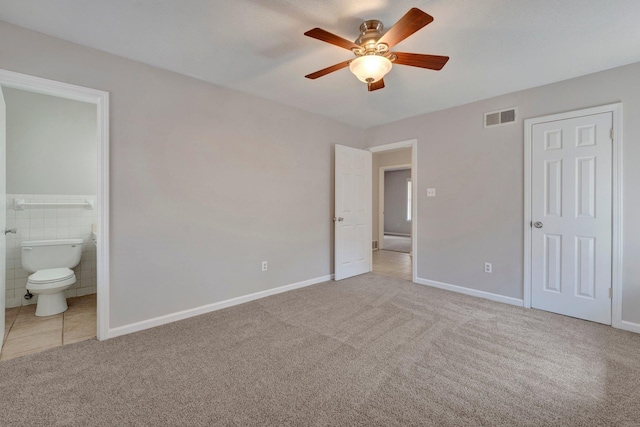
[34,292,68,317]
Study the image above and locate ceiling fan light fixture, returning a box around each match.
[304,8,448,91]
[349,55,392,84]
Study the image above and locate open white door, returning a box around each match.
[0,86,6,353]
[334,144,371,281]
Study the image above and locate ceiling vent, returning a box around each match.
[484,107,517,128]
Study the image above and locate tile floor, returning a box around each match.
[372,249,412,281]
[1,294,96,361]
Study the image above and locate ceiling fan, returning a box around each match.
[304,8,449,92]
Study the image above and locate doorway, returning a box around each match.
[524,103,622,326]
[369,140,417,282]
[0,70,109,358]
[380,166,412,254]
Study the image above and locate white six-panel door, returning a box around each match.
[334,144,371,281]
[531,112,612,324]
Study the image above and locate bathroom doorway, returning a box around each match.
[0,70,109,359]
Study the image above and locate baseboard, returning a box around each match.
[617,320,640,334]
[107,274,333,339]
[414,277,524,307]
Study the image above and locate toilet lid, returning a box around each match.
[28,268,74,283]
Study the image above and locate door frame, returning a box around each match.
[378,164,412,250]
[369,139,417,282]
[0,69,110,341]
[523,103,623,329]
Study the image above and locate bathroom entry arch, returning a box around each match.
[0,69,110,341]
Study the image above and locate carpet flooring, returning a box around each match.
[382,235,411,253]
[1,273,639,426]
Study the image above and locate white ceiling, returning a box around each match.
[2,0,640,128]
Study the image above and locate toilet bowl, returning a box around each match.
[21,239,83,317]
[27,268,76,316]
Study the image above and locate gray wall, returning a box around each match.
[384,169,411,235]
[4,87,96,195]
[365,61,640,325]
[0,21,364,329]
[372,149,411,243]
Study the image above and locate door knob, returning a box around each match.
[4,227,17,235]
[533,221,543,229]
[333,217,344,222]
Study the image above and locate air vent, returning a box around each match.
[372,240,379,250]
[484,107,517,128]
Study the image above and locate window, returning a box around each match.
[406,178,412,221]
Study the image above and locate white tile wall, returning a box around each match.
[5,194,97,308]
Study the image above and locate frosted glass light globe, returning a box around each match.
[349,55,392,83]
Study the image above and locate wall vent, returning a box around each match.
[484,107,517,128]
[372,240,379,250]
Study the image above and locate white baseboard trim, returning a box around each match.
[415,277,524,307]
[617,320,640,334]
[107,274,333,339]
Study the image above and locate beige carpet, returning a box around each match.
[1,273,639,426]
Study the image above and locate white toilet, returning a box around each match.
[21,239,83,317]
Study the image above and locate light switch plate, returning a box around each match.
[426,188,436,197]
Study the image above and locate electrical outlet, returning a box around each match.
[484,262,492,273]
[261,261,268,272]
[426,188,436,197]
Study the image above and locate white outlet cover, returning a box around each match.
[426,188,436,197]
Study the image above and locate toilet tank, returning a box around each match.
[21,239,84,273]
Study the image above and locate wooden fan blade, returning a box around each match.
[392,52,449,70]
[305,60,351,79]
[377,8,434,49]
[304,28,361,51]
[368,79,385,92]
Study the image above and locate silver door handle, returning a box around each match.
[333,217,344,222]
[533,221,543,229]
[4,227,17,235]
